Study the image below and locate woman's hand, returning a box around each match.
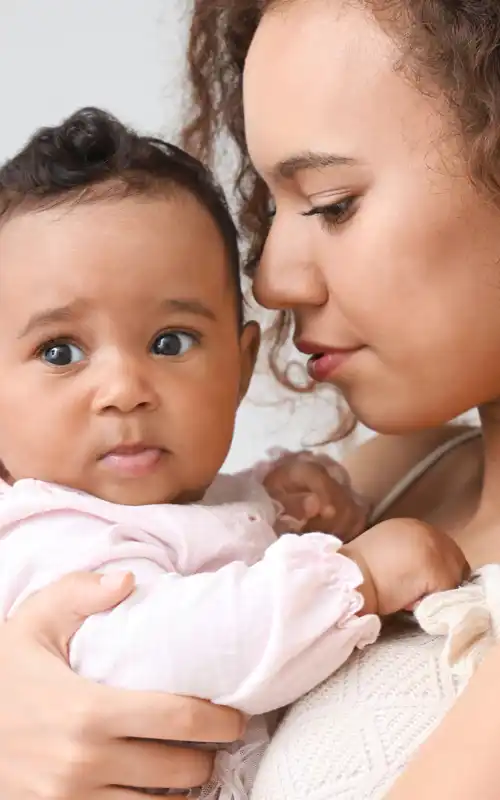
[0,572,244,799]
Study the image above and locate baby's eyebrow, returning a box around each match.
[17,298,218,340]
[159,298,217,322]
[17,302,82,339]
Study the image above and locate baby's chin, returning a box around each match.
[93,451,217,506]
[89,479,210,507]
[7,462,211,506]
[87,484,204,507]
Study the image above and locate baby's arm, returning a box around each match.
[70,532,380,714]
[0,513,379,716]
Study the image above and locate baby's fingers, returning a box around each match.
[275,491,323,533]
[428,542,470,596]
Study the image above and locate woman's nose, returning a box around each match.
[92,354,160,414]
[252,218,328,311]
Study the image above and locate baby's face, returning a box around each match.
[0,193,258,504]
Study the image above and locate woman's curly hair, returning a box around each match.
[181,0,500,434]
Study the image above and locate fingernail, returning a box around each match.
[304,494,320,517]
[99,572,131,590]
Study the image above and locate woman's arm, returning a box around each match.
[0,572,243,799]
[385,643,500,799]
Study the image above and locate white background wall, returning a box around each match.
[0,1,188,150]
[0,0,373,472]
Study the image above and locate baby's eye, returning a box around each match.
[152,331,197,357]
[40,342,85,366]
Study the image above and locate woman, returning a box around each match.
[180,0,500,797]
[3,2,500,798]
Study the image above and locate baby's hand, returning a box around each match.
[262,452,368,540]
[342,518,470,616]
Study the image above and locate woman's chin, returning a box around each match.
[345,392,462,435]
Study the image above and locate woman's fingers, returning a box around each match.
[101,791,191,800]
[0,573,232,798]
[12,571,135,657]
[100,737,213,790]
[3,573,242,797]
[100,687,244,743]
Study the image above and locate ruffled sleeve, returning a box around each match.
[213,532,381,714]
[415,564,500,681]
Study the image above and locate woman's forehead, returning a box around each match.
[243,0,448,176]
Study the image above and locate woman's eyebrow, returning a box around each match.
[273,151,357,180]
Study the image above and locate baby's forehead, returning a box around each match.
[0,196,240,328]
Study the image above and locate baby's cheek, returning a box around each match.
[178,411,235,484]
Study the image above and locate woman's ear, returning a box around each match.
[238,321,261,402]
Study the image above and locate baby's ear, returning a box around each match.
[238,321,260,402]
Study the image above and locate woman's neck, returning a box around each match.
[456,404,500,567]
[477,403,500,513]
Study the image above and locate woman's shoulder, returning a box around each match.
[342,424,480,511]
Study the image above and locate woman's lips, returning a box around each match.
[307,351,357,381]
[295,340,362,382]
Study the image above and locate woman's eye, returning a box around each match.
[152,331,197,357]
[40,342,85,366]
[302,196,357,229]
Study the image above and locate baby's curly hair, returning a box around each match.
[0,106,244,325]
[182,0,500,435]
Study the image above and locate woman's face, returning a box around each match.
[244,0,500,432]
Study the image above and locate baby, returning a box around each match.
[0,108,467,799]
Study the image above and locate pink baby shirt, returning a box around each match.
[0,471,380,797]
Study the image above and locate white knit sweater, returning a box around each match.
[251,565,500,799]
